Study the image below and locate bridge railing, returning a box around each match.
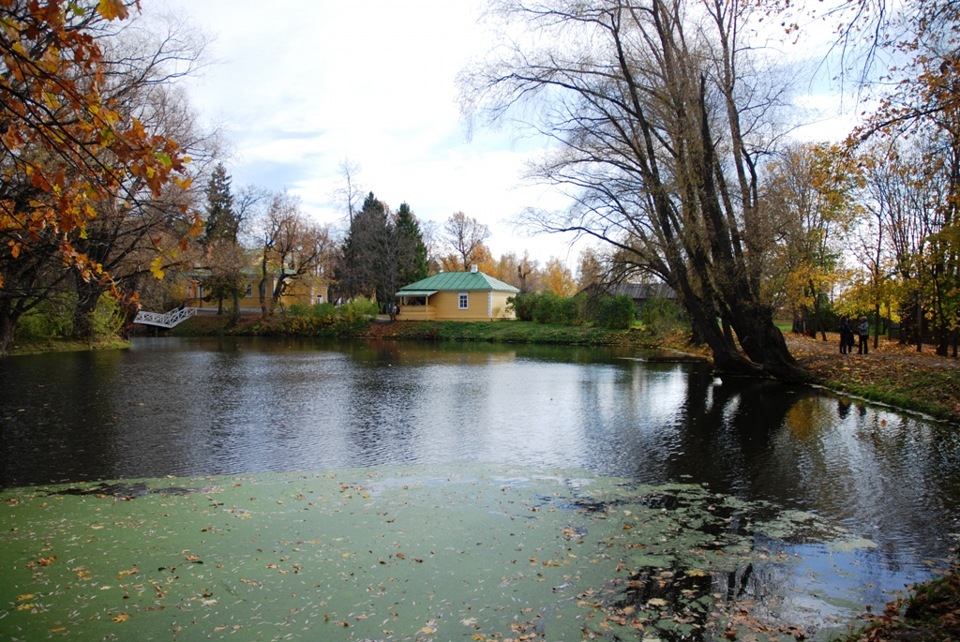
[134,306,198,328]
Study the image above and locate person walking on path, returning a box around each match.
[857,316,870,354]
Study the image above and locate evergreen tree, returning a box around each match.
[334,193,418,310]
[204,163,238,243]
[202,163,244,318]
[395,203,428,283]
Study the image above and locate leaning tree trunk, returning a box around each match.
[731,308,809,383]
[673,275,767,378]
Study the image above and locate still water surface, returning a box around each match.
[2,336,959,612]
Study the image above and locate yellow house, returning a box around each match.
[395,268,519,321]
[183,268,328,312]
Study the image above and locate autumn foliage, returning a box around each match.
[0,0,191,289]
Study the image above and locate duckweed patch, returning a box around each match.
[1,465,877,640]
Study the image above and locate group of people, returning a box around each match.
[838,315,870,354]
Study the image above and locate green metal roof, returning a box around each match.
[397,270,520,294]
[396,290,438,297]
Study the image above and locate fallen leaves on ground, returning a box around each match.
[785,334,960,422]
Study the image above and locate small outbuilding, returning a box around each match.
[395,267,520,321]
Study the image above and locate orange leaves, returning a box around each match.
[1,0,194,293]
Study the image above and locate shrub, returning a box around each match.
[90,295,124,340]
[595,294,636,329]
[337,297,378,322]
[288,301,338,321]
[287,301,311,317]
[638,296,686,336]
[14,299,73,342]
[509,293,537,322]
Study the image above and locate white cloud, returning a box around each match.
[152,0,579,264]
[149,0,858,271]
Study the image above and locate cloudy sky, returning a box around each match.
[150,0,853,270]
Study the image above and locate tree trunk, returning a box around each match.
[231,288,240,325]
[271,275,289,313]
[117,292,140,339]
[259,277,269,317]
[735,316,809,383]
[0,307,18,353]
[72,275,103,341]
[679,291,766,378]
[873,303,881,350]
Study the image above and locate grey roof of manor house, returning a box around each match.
[397,270,520,296]
[608,282,677,300]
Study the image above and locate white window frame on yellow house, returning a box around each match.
[458,292,469,309]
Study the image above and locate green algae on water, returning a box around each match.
[0,465,874,641]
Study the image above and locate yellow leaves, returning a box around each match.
[97,0,129,21]
[42,91,60,110]
[116,567,138,580]
[150,255,165,280]
[112,613,130,622]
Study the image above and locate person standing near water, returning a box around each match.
[838,316,853,354]
[857,316,870,354]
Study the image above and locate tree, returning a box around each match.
[203,163,245,318]
[541,257,576,296]
[257,191,331,316]
[489,251,540,291]
[66,12,210,339]
[333,192,417,310]
[763,143,858,340]
[443,211,491,271]
[205,163,237,242]
[462,0,807,380]
[333,158,364,225]
[0,0,195,351]
[799,0,960,355]
[395,203,428,285]
[576,247,610,292]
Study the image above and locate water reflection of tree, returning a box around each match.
[657,370,808,502]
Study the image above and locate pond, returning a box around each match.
[1,336,958,640]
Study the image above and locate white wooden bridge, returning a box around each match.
[133,306,198,328]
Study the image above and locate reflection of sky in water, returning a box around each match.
[1,336,958,629]
[748,537,936,633]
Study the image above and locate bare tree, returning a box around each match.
[332,159,365,225]
[257,192,332,316]
[443,211,491,271]
[461,0,807,380]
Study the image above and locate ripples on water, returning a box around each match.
[1,337,959,593]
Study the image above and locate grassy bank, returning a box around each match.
[167,314,697,351]
[4,337,130,357]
